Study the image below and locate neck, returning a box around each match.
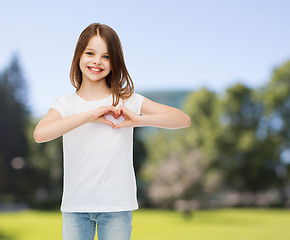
[77,79,112,101]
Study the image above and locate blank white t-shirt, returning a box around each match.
[50,92,144,212]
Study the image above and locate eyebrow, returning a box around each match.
[85,48,108,54]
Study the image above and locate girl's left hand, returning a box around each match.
[113,105,141,128]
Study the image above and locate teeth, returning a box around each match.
[89,67,102,72]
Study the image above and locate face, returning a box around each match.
[79,35,111,83]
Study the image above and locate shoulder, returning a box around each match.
[53,93,76,104]
[123,92,145,114]
[55,93,75,100]
[50,93,76,117]
[125,92,144,104]
[125,92,144,103]
[51,93,75,109]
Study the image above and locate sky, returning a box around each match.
[0,0,290,117]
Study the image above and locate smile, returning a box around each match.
[87,66,103,73]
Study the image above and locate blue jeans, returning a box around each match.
[62,211,132,240]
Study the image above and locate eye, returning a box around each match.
[86,52,94,56]
[103,55,109,60]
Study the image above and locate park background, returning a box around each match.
[1,0,290,239]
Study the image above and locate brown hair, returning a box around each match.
[70,23,134,106]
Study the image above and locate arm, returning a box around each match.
[33,106,119,143]
[114,97,191,129]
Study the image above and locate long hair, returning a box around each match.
[70,23,134,106]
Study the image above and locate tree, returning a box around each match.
[216,84,274,192]
[133,127,148,206]
[142,78,290,208]
[25,120,63,208]
[142,88,223,208]
[261,61,290,205]
[0,55,30,203]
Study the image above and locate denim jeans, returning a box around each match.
[62,211,132,240]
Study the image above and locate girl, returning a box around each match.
[34,23,191,240]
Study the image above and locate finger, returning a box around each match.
[102,106,118,115]
[111,111,120,119]
[97,107,111,117]
[117,105,125,112]
[110,106,119,115]
[112,109,122,119]
[120,112,128,120]
[119,106,133,117]
[100,117,115,127]
[105,111,117,119]
[106,108,116,116]
[116,107,121,116]
[113,121,128,129]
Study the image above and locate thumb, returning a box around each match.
[113,121,129,129]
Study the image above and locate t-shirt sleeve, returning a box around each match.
[126,92,144,115]
[134,92,144,115]
[50,97,64,117]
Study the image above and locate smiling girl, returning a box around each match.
[34,23,190,240]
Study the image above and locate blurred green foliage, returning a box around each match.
[0,55,290,209]
[142,61,290,208]
[0,55,30,204]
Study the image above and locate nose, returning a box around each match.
[93,56,102,65]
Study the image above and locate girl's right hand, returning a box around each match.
[34,106,120,143]
[89,106,119,127]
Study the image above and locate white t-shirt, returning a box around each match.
[50,92,144,212]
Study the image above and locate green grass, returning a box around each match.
[0,208,289,240]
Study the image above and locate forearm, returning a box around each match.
[34,111,92,143]
[138,109,191,129]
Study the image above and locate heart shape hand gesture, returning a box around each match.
[113,105,141,129]
[90,105,141,128]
